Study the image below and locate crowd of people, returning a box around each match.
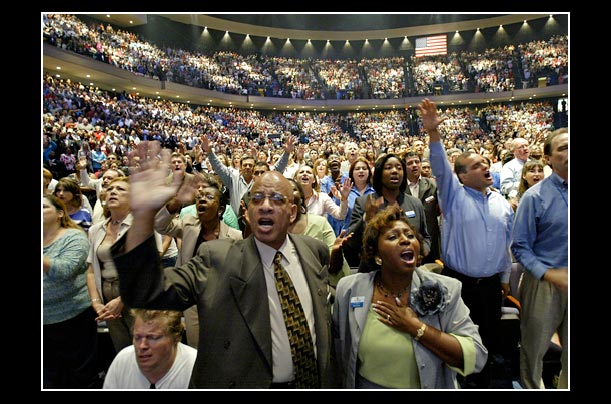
[43,14,567,100]
[42,12,568,392]
[43,86,568,389]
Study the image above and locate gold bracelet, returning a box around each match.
[91,298,101,303]
[414,322,427,342]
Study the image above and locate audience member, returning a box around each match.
[344,153,431,270]
[86,177,142,353]
[404,151,442,264]
[511,128,568,389]
[333,206,487,388]
[103,309,197,389]
[155,180,242,348]
[421,98,514,389]
[110,142,339,388]
[54,177,93,232]
[43,195,99,388]
[500,138,530,199]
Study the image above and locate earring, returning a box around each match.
[375,256,382,266]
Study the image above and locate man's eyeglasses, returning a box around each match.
[250,192,289,206]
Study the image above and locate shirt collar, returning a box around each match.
[254,236,291,268]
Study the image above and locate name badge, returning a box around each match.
[405,210,416,218]
[350,296,365,308]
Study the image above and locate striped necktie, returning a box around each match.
[273,251,319,388]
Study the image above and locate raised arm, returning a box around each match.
[125,141,188,252]
[418,98,446,144]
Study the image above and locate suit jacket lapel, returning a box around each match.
[180,218,200,266]
[229,237,273,371]
[354,272,375,333]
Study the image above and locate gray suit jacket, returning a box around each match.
[332,269,488,389]
[112,233,339,389]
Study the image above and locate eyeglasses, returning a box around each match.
[250,192,289,206]
[199,193,217,201]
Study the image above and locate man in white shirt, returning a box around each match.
[103,309,196,389]
[500,138,530,198]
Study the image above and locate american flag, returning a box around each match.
[415,35,447,57]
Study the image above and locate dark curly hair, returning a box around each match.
[362,205,425,269]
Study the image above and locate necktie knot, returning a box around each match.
[274,251,283,266]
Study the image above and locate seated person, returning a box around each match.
[103,309,197,389]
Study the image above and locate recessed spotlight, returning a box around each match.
[86,74,90,78]
[56,66,61,70]
[129,20,133,24]
[132,87,136,90]
[55,74,60,78]
[106,14,110,18]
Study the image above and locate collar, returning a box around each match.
[254,236,291,268]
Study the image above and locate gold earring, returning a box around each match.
[375,256,382,266]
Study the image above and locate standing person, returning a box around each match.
[86,177,144,353]
[343,153,431,270]
[500,138,530,199]
[285,178,351,288]
[103,309,197,389]
[419,98,514,389]
[155,180,242,348]
[201,134,293,217]
[511,128,568,389]
[328,157,375,237]
[333,206,487,389]
[110,141,339,389]
[420,159,434,179]
[508,159,545,211]
[54,177,93,232]
[294,163,351,223]
[404,151,441,264]
[43,195,99,389]
[77,158,122,224]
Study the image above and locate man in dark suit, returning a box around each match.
[343,153,431,271]
[110,141,339,389]
[404,151,441,264]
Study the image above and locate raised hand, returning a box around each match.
[284,134,296,155]
[128,141,182,215]
[334,229,353,249]
[339,177,353,200]
[418,98,446,132]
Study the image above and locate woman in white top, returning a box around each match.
[293,163,352,221]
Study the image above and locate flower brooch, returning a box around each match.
[410,279,449,316]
